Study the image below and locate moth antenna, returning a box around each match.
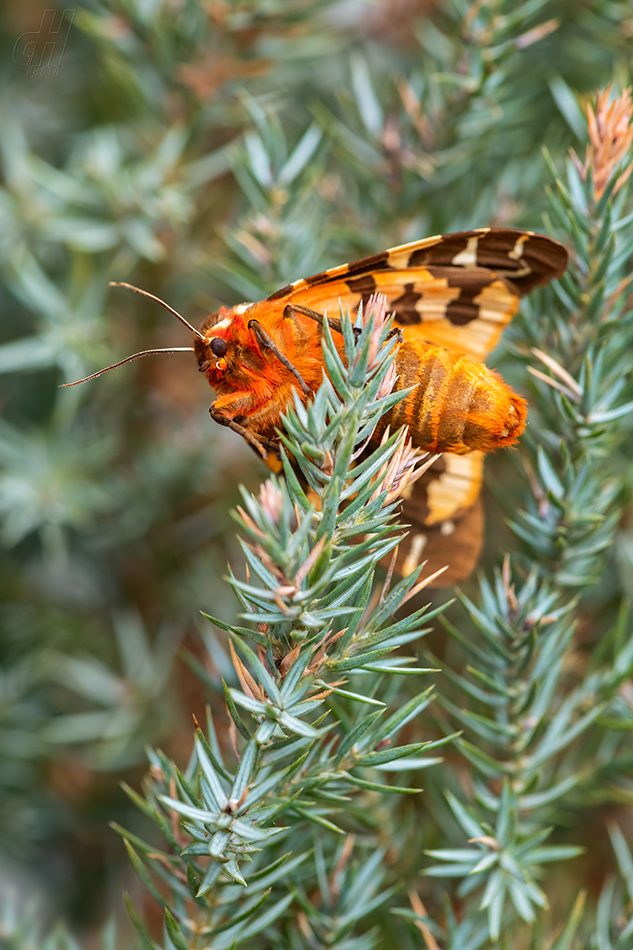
[109,281,206,341]
[59,347,195,387]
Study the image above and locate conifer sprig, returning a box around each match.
[116,296,448,948]
[419,85,633,945]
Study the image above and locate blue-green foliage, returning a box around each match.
[3,0,633,946]
[112,301,445,946]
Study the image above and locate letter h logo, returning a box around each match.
[13,9,75,77]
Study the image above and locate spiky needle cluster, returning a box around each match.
[116,296,453,947]
[409,84,633,946]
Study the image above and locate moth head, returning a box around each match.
[195,302,258,381]
[195,306,243,377]
[195,331,230,376]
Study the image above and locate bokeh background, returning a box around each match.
[1,0,633,945]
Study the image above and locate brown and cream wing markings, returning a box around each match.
[269,227,568,362]
[399,491,485,588]
[393,451,484,587]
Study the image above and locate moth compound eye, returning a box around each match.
[210,338,228,357]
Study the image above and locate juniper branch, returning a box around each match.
[116,296,447,946]
[420,87,633,946]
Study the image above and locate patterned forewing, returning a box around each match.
[269,228,568,362]
[278,269,518,361]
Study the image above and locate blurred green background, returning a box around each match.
[1,0,632,944]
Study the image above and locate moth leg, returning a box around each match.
[248,319,312,395]
[285,304,353,339]
[209,403,278,461]
[284,303,327,327]
[284,303,362,341]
